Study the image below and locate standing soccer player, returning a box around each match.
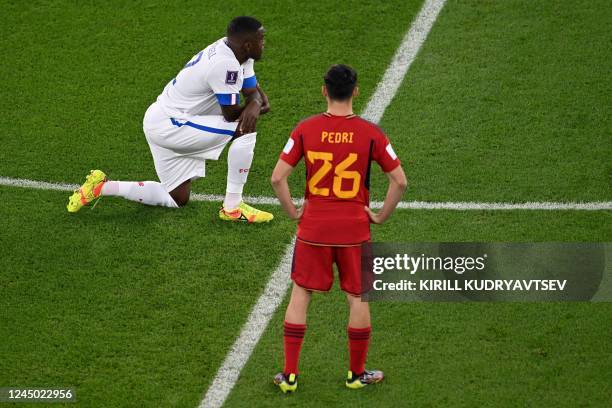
[67,16,273,223]
[270,64,407,392]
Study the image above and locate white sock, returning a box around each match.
[224,132,256,209]
[101,181,178,208]
[223,192,242,210]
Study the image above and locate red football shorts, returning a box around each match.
[291,239,363,296]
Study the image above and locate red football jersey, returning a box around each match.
[280,112,400,245]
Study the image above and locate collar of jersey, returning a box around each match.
[323,112,356,119]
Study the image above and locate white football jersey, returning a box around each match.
[156,37,257,120]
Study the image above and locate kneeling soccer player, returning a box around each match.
[270,64,407,392]
[67,16,273,223]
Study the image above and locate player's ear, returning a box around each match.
[353,86,359,98]
[321,85,328,98]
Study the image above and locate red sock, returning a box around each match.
[348,326,371,376]
[284,321,306,375]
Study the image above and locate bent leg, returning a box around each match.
[101,180,179,208]
[168,179,191,207]
[224,132,256,210]
[144,109,236,208]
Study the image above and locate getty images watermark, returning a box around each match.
[361,243,611,301]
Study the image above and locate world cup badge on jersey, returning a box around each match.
[226,71,239,84]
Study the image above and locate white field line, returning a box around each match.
[1,176,610,211]
[361,0,446,123]
[197,237,295,408]
[199,1,448,408]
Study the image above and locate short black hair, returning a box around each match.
[324,64,357,101]
[227,16,263,38]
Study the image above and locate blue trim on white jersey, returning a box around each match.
[215,93,240,105]
[170,118,235,136]
[242,75,257,89]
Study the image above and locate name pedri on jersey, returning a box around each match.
[280,113,401,246]
[156,37,257,120]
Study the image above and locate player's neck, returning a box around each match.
[326,101,354,116]
[225,39,248,64]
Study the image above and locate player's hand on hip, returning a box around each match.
[288,206,303,220]
[365,206,383,224]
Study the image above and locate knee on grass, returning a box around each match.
[169,180,192,207]
[171,194,189,207]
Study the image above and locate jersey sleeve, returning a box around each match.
[372,128,401,172]
[242,59,257,89]
[279,124,304,167]
[209,59,242,105]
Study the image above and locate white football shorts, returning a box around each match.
[142,102,238,192]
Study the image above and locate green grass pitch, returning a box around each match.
[0,0,610,407]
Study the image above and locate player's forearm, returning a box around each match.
[256,84,270,114]
[226,88,261,123]
[256,84,266,100]
[377,180,407,223]
[234,93,263,133]
[244,91,263,109]
[221,104,243,122]
[271,178,298,218]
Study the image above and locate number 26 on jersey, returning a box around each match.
[307,151,361,199]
